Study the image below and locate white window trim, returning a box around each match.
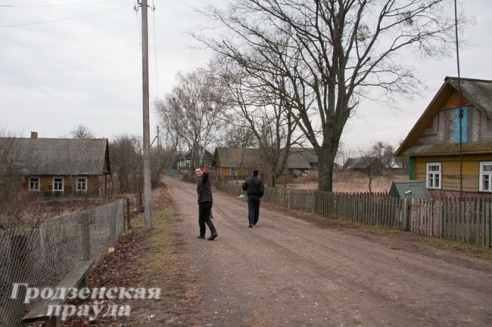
[426,162,441,190]
[53,177,64,192]
[479,161,492,192]
[77,177,88,192]
[28,177,40,192]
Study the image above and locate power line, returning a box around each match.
[1,0,127,8]
[0,3,132,28]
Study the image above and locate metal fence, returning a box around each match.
[216,182,492,248]
[0,199,125,327]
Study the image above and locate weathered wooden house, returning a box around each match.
[395,77,492,199]
[0,133,111,197]
[213,147,258,179]
[286,147,318,176]
[176,147,214,173]
[213,147,318,179]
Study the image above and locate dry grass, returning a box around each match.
[287,170,408,193]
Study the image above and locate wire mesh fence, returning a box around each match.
[0,198,124,327]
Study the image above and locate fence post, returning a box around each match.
[81,211,91,261]
[402,198,410,231]
[109,205,117,245]
[126,197,131,230]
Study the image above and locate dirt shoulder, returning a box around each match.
[64,187,205,326]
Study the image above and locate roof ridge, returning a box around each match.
[445,76,492,84]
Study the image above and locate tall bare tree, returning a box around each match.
[196,0,461,191]
[214,55,305,187]
[109,135,142,193]
[155,67,228,172]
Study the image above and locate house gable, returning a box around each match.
[396,77,492,157]
[394,76,492,198]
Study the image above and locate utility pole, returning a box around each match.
[140,0,152,229]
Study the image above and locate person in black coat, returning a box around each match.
[196,164,218,240]
[242,170,265,227]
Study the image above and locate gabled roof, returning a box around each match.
[286,147,318,169]
[0,137,110,175]
[396,77,492,157]
[213,147,258,168]
[181,147,213,160]
[344,157,376,170]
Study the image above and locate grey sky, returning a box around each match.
[1,0,491,152]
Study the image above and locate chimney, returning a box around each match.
[31,131,38,139]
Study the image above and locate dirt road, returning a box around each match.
[163,176,492,327]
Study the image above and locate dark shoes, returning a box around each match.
[249,224,253,228]
[208,233,218,241]
[197,235,205,239]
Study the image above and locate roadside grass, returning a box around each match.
[266,202,492,262]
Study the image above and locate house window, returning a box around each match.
[426,163,441,189]
[230,167,236,176]
[479,162,492,192]
[454,106,468,143]
[53,177,64,192]
[77,177,88,192]
[29,177,40,191]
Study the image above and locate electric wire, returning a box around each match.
[0,2,133,28]
[1,0,128,8]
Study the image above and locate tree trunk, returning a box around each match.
[317,143,337,192]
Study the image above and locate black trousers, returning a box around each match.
[198,201,216,236]
[247,195,261,225]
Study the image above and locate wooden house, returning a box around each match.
[0,133,111,197]
[395,77,492,199]
[213,147,318,179]
[213,147,258,179]
[286,147,318,176]
[176,147,213,174]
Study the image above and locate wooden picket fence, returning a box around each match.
[217,181,492,248]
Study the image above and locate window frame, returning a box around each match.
[426,162,442,189]
[53,177,64,192]
[28,176,40,192]
[76,177,88,192]
[479,161,492,192]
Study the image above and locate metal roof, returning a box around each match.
[389,180,432,200]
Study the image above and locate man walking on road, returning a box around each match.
[242,170,265,228]
[196,164,218,240]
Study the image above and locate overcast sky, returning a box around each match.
[1,0,491,153]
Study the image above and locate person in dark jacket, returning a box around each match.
[242,170,265,227]
[196,164,218,240]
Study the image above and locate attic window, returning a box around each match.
[454,106,468,143]
[479,162,492,192]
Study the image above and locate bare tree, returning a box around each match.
[0,133,22,204]
[214,55,304,187]
[109,135,142,193]
[70,124,95,139]
[196,0,461,191]
[155,67,228,172]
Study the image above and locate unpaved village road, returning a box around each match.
[163,176,492,327]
